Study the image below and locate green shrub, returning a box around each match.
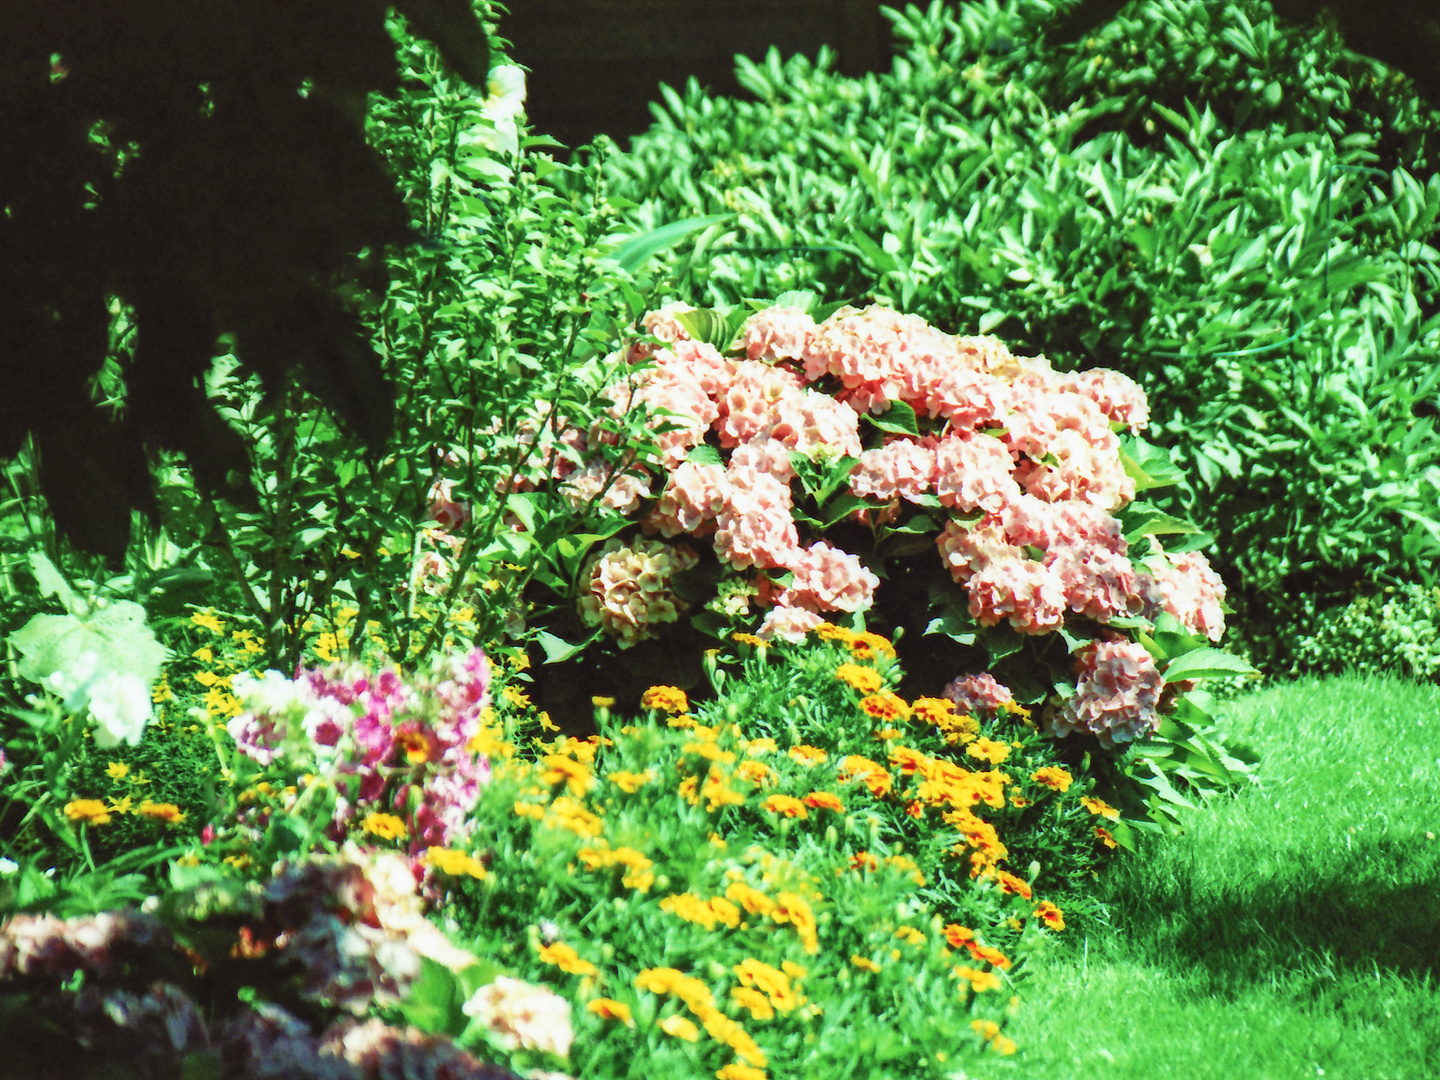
[598,0,1440,673]
[1294,582,1440,681]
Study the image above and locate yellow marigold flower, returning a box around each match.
[965,941,1013,970]
[801,790,843,812]
[886,854,926,886]
[106,762,129,780]
[732,958,796,1012]
[591,696,616,708]
[851,954,882,973]
[660,892,717,930]
[847,631,897,661]
[834,663,884,693]
[361,812,407,840]
[772,892,819,954]
[708,896,741,928]
[659,1015,700,1042]
[730,986,774,1020]
[954,964,1003,993]
[678,775,700,805]
[1010,793,1032,808]
[994,1035,1018,1055]
[894,925,925,946]
[586,998,634,1025]
[760,793,809,820]
[64,799,111,826]
[1033,900,1066,931]
[137,800,186,825]
[716,1065,768,1080]
[858,690,910,722]
[1095,825,1119,849]
[943,923,976,947]
[850,851,880,873]
[513,800,545,820]
[641,685,689,714]
[736,760,775,786]
[1081,795,1120,819]
[744,737,777,756]
[545,796,603,838]
[911,696,957,725]
[538,941,597,976]
[1031,766,1073,792]
[725,882,776,917]
[788,744,828,766]
[684,741,737,764]
[540,754,591,796]
[966,737,1011,765]
[607,769,654,793]
[703,771,746,812]
[635,967,688,996]
[190,610,225,634]
[423,847,487,879]
[996,870,1033,900]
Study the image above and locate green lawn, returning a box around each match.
[980,674,1440,1080]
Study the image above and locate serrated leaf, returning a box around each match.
[1163,648,1258,683]
[772,290,819,314]
[686,444,723,466]
[28,552,83,616]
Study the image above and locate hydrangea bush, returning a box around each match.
[490,299,1247,765]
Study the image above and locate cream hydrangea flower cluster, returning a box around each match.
[576,537,700,648]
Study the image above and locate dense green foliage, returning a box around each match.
[600,0,1440,674]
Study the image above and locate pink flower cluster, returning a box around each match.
[227,649,493,853]
[1048,639,1166,749]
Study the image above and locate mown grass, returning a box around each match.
[978,674,1440,1080]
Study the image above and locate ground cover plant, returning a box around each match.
[600,0,1440,676]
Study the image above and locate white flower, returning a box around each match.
[462,976,573,1057]
[85,671,152,747]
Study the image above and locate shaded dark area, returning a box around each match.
[1101,839,1440,993]
[0,1,489,561]
[498,0,893,154]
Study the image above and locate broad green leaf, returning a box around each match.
[864,400,920,437]
[534,630,595,664]
[612,215,733,273]
[1163,647,1258,683]
[28,552,82,616]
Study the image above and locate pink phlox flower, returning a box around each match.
[646,461,728,537]
[934,430,1021,513]
[1051,639,1164,748]
[713,465,801,570]
[715,360,805,447]
[755,604,825,643]
[779,541,880,613]
[740,305,818,363]
[965,554,1067,634]
[941,672,1014,715]
[849,436,939,503]
[1058,368,1150,432]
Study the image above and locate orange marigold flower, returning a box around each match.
[858,691,910,722]
[1010,793,1032,808]
[953,964,1003,993]
[788,744,828,765]
[801,791,843,812]
[835,663,884,693]
[996,870,1032,900]
[760,793,809,819]
[538,941,597,976]
[911,696,958,725]
[1095,825,1119,849]
[64,799,111,826]
[737,760,776,786]
[964,941,1012,970]
[1081,795,1120,819]
[1030,766,1073,792]
[851,851,880,873]
[641,685,689,714]
[965,737,1011,765]
[847,631,897,660]
[943,923,975,948]
[137,800,186,825]
[731,632,768,648]
[608,769,654,793]
[678,776,700,805]
[730,986,774,1020]
[1033,900,1066,931]
[725,882,776,917]
[587,998,634,1025]
[744,737,778,756]
[838,755,892,797]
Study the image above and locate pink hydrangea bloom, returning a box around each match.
[1058,368,1150,431]
[934,430,1021,513]
[924,368,1013,429]
[1001,495,1127,556]
[1141,545,1228,641]
[780,541,880,612]
[1047,546,1143,624]
[632,372,720,469]
[936,517,1024,584]
[763,387,863,459]
[715,360,806,448]
[713,466,800,569]
[803,304,957,413]
[558,460,653,515]
[941,672,1014,715]
[849,437,938,503]
[652,338,737,397]
[965,554,1067,634]
[728,436,797,482]
[756,604,825,642]
[424,479,469,531]
[577,538,700,648]
[740,306,818,363]
[641,301,696,345]
[1050,639,1164,748]
[646,460,728,537]
[1013,428,1135,510]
